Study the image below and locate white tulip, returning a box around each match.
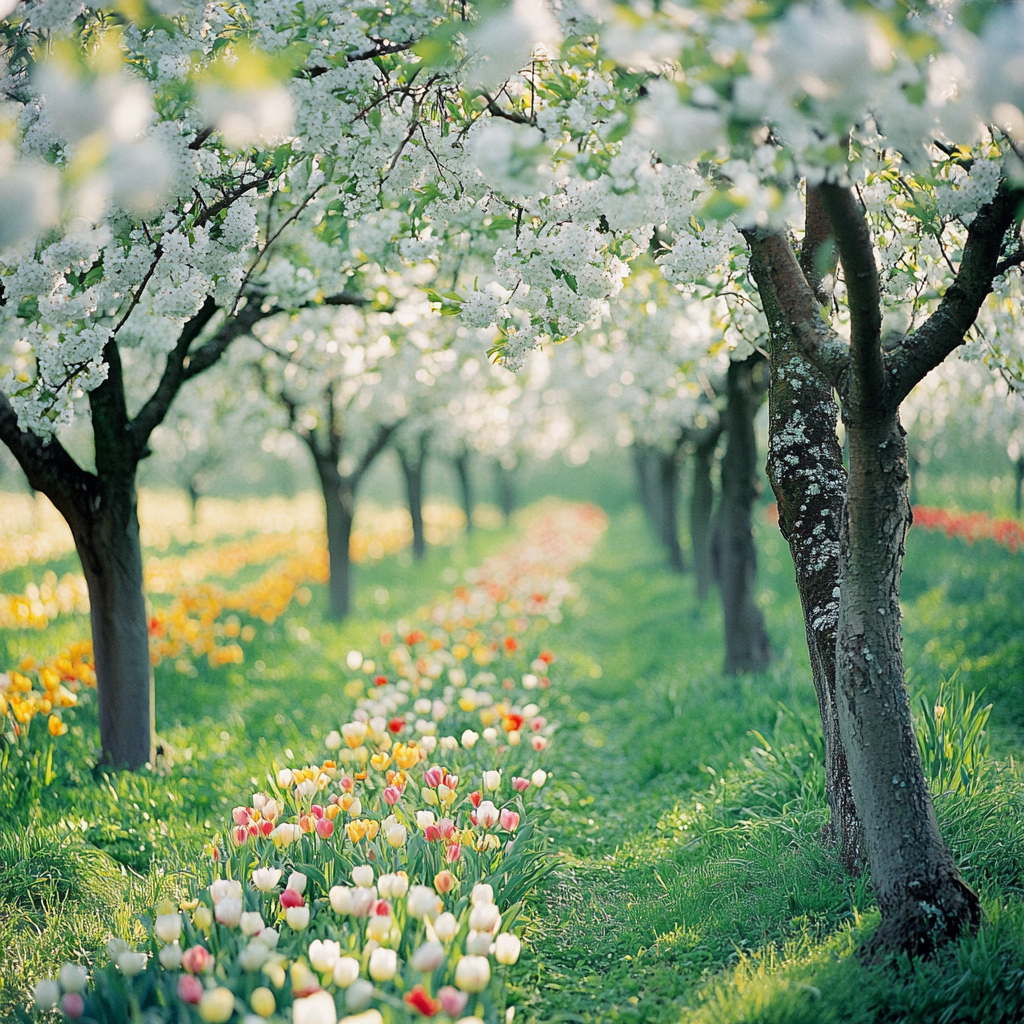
[346,978,374,1012]
[531,769,547,788]
[33,980,60,1011]
[214,897,242,928]
[378,872,409,899]
[346,650,364,670]
[471,883,494,905]
[210,879,242,904]
[461,730,479,748]
[483,770,501,791]
[475,800,499,829]
[333,956,361,988]
[454,955,491,993]
[339,1013,383,1024]
[368,947,397,982]
[407,885,439,919]
[308,939,341,973]
[59,964,88,993]
[117,951,147,976]
[325,730,342,750]
[465,930,492,955]
[409,940,445,972]
[154,913,182,943]
[351,864,374,888]
[287,871,307,894]
[240,912,265,936]
[433,911,459,942]
[293,989,338,1024]
[158,943,182,970]
[494,933,522,965]
[330,885,354,914]
[252,867,282,892]
[286,905,310,930]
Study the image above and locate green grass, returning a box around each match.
[1,486,1023,1022]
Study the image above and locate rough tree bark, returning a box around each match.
[746,189,864,872]
[751,179,1022,954]
[690,421,721,601]
[0,298,261,767]
[398,433,429,561]
[712,353,772,674]
[453,449,474,533]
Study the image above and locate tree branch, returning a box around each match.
[888,185,1024,405]
[348,421,400,485]
[0,392,92,516]
[799,185,837,304]
[744,229,850,393]
[129,296,220,453]
[182,301,278,381]
[817,184,885,415]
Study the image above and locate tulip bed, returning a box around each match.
[2,488,1023,1024]
[19,503,608,1024]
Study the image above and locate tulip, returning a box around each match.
[232,805,250,826]
[433,910,459,941]
[286,905,310,930]
[421,787,440,807]
[531,735,548,752]
[333,957,361,988]
[215,897,243,928]
[159,942,183,970]
[61,993,85,1019]
[346,974,374,1007]
[199,987,235,1023]
[461,730,479,748]
[465,930,491,955]
[385,821,407,847]
[277,768,293,787]
[293,990,338,1024]
[383,785,402,806]
[316,816,335,839]
[424,823,442,842]
[471,883,494,906]
[238,942,271,973]
[494,932,522,965]
[287,871,308,894]
[280,888,305,909]
[292,962,322,997]
[309,939,341,973]
[407,885,439,919]
[500,808,520,832]
[252,867,282,892]
[240,911,264,936]
[342,721,368,749]
[434,869,456,894]
[469,901,501,934]
[347,649,364,670]
[445,842,461,863]
[416,810,436,830]
[177,973,204,1004]
[455,955,491,993]
[210,879,242,904]
[368,947,397,982]
[263,962,287,989]
[349,887,376,916]
[511,776,530,792]
[378,872,409,899]
[181,944,212,974]
[469,790,482,808]
[409,939,445,972]
[326,730,342,750]
[438,987,469,1017]
[59,964,88,993]
[258,928,280,949]
[341,1011,382,1024]
[405,985,442,1016]
[366,914,391,942]
[250,987,276,1018]
[483,728,498,744]
[352,864,374,888]
[117,952,147,976]
[483,770,501,791]
[330,885,353,914]
[423,765,444,788]
[476,800,499,829]
[33,980,60,1011]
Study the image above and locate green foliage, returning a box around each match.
[915,673,992,796]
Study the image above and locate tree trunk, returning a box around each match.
[399,443,427,561]
[454,451,474,533]
[712,354,772,674]
[657,449,686,573]
[838,412,979,955]
[186,478,201,528]
[494,460,516,525]
[632,442,661,534]
[1015,456,1023,518]
[907,450,920,507]
[690,425,720,601]
[69,479,155,769]
[315,456,354,620]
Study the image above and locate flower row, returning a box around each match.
[911,505,1024,553]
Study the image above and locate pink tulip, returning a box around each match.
[424,824,442,842]
[311,804,324,819]
[177,975,204,1004]
[315,816,334,839]
[61,993,85,1019]
[511,777,530,792]
[437,817,457,840]
[445,842,461,863]
[232,806,250,825]
[373,899,392,916]
[232,826,248,846]
[500,808,520,832]
[280,888,304,909]
[530,716,547,732]
[443,772,458,790]
[259,819,274,837]
[531,735,548,752]
[423,766,444,788]
[438,987,469,1016]
[469,790,482,808]
[181,945,211,975]
[383,786,402,806]
[476,800,499,829]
